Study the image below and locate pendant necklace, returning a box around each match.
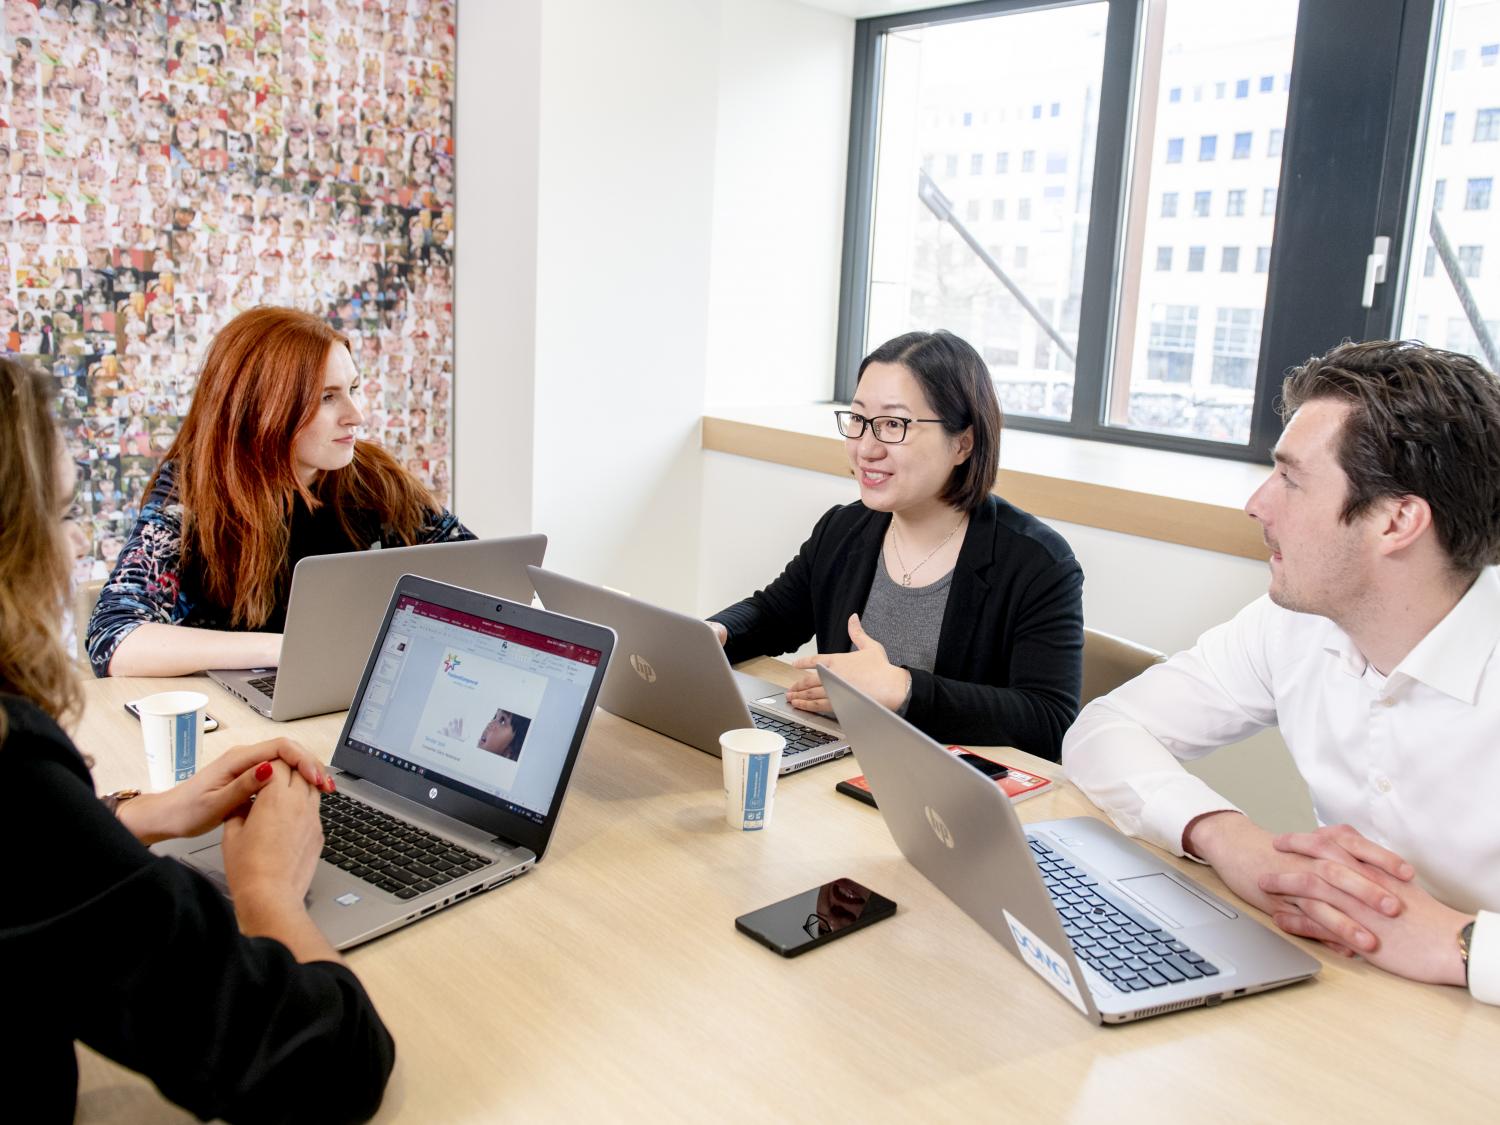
[888,515,966,587]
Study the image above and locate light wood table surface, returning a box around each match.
[73,659,1498,1123]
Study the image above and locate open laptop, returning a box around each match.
[819,669,1320,1024]
[211,534,546,721]
[526,567,850,774]
[160,574,615,950]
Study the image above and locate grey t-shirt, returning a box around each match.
[860,554,953,687]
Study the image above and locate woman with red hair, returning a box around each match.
[89,305,470,677]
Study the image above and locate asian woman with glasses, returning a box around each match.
[708,330,1083,758]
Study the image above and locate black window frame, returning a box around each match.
[835,0,1447,464]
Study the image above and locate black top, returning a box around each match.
[709,496,1084,758]
[0,693,395,1124]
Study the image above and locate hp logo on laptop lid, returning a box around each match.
[925,806,955,849]
[629,654,657,683]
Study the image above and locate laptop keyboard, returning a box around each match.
[1028,837,1220,992]
[247,673,277,695]
[320,791,493,900]
[751,711,840,755]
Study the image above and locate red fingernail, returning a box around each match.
[326,776,337,792]
[254,762,273,782]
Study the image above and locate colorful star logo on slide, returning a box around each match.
[442,653,462,674]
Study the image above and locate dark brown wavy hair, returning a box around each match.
[0,358,81,743]
[1282,339,1500,575]
[152,306,440,628]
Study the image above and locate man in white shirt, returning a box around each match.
[1063,340,1500,1005]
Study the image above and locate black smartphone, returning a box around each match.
[123,700,220,733]
[735,877,896,957]
[956,751,1008,780]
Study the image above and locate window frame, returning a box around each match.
[836,0,1446,464]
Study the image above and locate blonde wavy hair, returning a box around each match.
[0,358,81,744]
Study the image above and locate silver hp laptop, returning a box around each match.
[526,567,851,774]
[819,669,1320,1024]
[211,534,546,721]
[161,574,615,950]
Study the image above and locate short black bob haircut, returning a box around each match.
[855,329,1002,514]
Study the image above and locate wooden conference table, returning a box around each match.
[73,660,1497,1123]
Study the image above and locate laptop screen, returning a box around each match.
[342,592,604,825]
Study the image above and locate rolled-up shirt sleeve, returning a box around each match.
[1062,597,1283,856]
[1469,910,1500,1006]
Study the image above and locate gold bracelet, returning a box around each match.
[100,788,143,817]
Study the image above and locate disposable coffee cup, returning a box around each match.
[137,690,209,791]
[720,728,785,831]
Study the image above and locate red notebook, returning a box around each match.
[836,746,1053,808]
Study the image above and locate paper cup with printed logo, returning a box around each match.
[137,690,209,791]
[720,728,785,830]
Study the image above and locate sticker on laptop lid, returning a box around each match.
[1003,908,1088,1014]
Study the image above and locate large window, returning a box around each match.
[839,0,1481,461]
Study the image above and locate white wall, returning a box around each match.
[705,0,853,405]
[454,0,540,536]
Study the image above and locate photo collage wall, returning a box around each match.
[0,0,456,578]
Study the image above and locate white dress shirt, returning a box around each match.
[1062,567,1500,1004]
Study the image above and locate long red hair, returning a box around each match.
[154,306,438,628]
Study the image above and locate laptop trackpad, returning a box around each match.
[187,842,316,906]
[187,842,232,896]
[1115,873,1235,928]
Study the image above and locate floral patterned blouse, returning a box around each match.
[86,460,473,677]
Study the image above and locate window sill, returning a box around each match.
[702,405,1270,560]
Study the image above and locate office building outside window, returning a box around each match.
[840,0,1476,458]
[1398,1,1500,374]
[1107,1,1296,445]
[1212,308,1262,388]
[1147,304,1197,383]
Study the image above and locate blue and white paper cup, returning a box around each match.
[720,728,785,830]
[136,690,209,791]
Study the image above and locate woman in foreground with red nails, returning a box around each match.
[0,357,394,1122]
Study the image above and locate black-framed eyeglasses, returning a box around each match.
[834,410,943,444]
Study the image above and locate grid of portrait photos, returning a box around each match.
[0,0,456,579]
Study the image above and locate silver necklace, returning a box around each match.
[888,515,966,587]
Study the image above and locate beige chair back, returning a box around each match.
[1081,627,1165,707]
[74,578,105,666]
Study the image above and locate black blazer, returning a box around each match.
[710,495,1084,759]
